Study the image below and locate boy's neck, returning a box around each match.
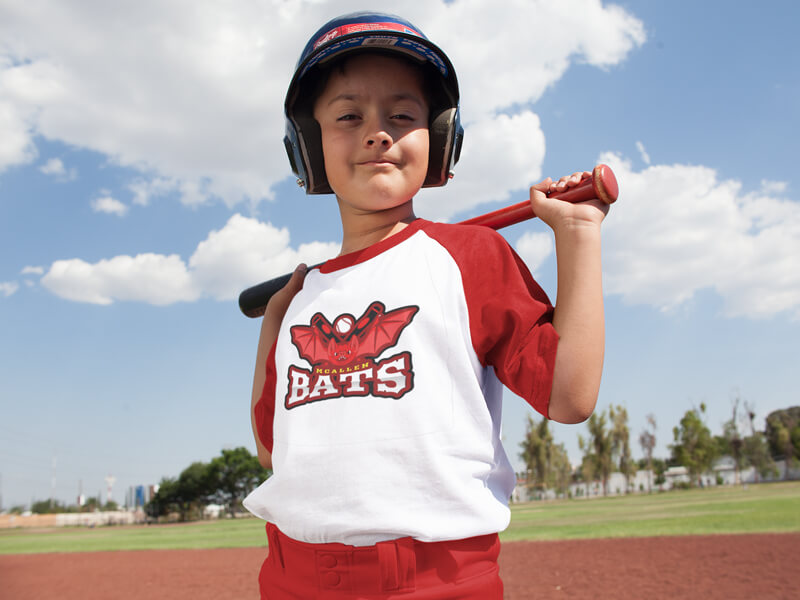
[337,199,417,256]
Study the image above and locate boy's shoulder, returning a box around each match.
[417,219,519,265]
[420,219,512,249]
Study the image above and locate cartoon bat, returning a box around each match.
[289,301,418,367]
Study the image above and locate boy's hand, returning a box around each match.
[264,263,308,334]
[530,172,609,233]
[251,263,307,468]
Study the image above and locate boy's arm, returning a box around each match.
[250,264,307,469]
[529,174,608,424]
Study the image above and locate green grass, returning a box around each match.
[502,480,800,542]
[0,516,267,554]
[2,482,798,554]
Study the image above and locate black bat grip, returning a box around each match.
[238,272,293,318]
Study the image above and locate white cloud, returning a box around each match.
[0,0,645,211]
[39,157,64,175]
[0,281,19,297]
[128,177,178,207]
[189,214,338,301]
[92,196,129,216]
[515,232,554,276]
[599,153,800,319]
[21,265,44,275]
[426,0,646,122]
[635,141,651,165]
[41,254,198,306]
[40,215,339,305]
[760,180,787,195]
[39,157,76,180]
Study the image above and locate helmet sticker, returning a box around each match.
[300,36,448,79]
[312,22,422,50]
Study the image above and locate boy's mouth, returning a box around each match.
[359,158,398,167]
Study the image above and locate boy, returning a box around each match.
[244,12,607,599]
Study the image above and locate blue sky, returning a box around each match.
[1,0,798,509]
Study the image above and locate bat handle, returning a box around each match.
[238,274,293,318]
[459,164,618,230]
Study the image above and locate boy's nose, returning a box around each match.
[363,114,393,148]
[365,131,392,148]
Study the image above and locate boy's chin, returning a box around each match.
[335,180,422,211]
[337,191,415,214]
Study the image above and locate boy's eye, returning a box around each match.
[336,113,360,121]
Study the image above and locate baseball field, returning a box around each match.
[2,481,799,598]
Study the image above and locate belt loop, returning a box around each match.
[266,523,285,570]
[376,537,416,593]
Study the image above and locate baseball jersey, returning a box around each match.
[243,219,559,546]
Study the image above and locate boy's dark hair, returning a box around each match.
[284,12,463,195]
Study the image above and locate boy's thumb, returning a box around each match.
[286,263,308,292]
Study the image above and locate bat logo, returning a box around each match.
[285,301,418,409]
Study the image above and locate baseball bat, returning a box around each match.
[239,164,618,318]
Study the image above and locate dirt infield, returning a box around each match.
[2,533,798,599]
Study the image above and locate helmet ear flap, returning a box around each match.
[425,107,464,187]
[283,130,303,182]
[284,116,332,194]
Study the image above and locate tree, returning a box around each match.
[208,447,271,515]
[670,403,718,486]
[610,405,634,493]
[84,496,102,512]
[145,447,272,521]
[549,442,573,497]
[638,414,657,493]
[519,416,575,498]
[719,394,745,484]
[31,499,68,514]
[146,477,178,519]
[579,410,613,496]
[739,402,776,482]
[742,432,777,482]
[765,407,800,480]
[520,415,555,496]
[177,461,217,519]
[147,462,215,521]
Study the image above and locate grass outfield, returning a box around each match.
[503,480,800,542]
[1,481,798,554]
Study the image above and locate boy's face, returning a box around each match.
[313,54,430,213]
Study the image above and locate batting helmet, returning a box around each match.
[284,12,463,194]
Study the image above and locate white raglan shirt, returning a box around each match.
[243,219,558,546]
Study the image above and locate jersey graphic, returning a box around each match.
[285,301,418,409]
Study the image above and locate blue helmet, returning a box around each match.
[284,12,463,194]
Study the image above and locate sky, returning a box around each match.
[1,0,798,509]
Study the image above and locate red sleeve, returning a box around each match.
[254,340,277,453]
[425,222,559,417]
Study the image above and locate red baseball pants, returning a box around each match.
[259,523,503,599]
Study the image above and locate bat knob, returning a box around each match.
[592,164,619,205]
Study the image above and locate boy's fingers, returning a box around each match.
[531,177,552,194]
[266,263,307,316]
[285,263,307,292]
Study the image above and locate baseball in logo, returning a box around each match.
[285,301,418,409]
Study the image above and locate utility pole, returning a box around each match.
[51,455,57,511]
[105,474,116,508]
